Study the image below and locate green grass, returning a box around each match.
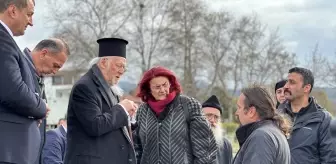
[221,122,240,155]
[226,133,239,155]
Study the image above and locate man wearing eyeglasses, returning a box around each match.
[202,95,232,164]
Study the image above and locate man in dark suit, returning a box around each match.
[64,38,138,164]
[0,0,50,164]
[42,118,67,164]
[22,38,70,164]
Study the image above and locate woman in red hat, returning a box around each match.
[133,66,217,164]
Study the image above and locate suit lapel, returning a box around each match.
[59,126,67,137]
[106,88,117,105]
[22,48,41,94]
[123,126,133,143]
[91,72,112,108]
[97,86,112,108]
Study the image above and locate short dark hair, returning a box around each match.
[0,0,34,13]
[34,38,70,56]
[288,67,314,92]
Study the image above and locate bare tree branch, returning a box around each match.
[46,0,135,68]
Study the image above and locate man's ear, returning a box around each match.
[100,58,109,69]
[303,84,312,93]
[248,106,257,118]
[42,49,48,55]
[39,49,48,59]
[6,4,18,18]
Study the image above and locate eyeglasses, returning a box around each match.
[115,63,126,72]
[205,113,220,121]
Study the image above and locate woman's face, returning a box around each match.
[149,76,171,101]
[276,87,286,104]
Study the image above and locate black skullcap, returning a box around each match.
[97,38,128,58]
[202,95,222,114]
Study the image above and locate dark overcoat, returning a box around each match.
[64,65,136,164]
[0,22,47,164]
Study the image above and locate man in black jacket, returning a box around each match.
[233,85,291,164]
[279,67,336,164]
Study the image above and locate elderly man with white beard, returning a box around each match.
[64,38,137,164]
[202,95,233,164]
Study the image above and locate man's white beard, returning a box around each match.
[111,85,124,97]
[212,125,224,147]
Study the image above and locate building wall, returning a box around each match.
[45,77,72,125]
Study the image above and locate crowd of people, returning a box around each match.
[1,0,336,164]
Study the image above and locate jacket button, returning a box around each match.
[121,145,125,149]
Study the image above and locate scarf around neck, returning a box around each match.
[147,91,177,116]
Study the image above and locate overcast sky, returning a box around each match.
[14,0,336,64]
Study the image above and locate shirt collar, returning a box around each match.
[0,20,14,37]
[62,125,67,132]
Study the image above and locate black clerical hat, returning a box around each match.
[202,95,222,114]
[97,38,128,58]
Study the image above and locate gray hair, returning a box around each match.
[89,56,116,68]
[0,0,35,13]
[33,38,70,56]
[89,57,101,68]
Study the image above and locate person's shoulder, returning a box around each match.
[46,128,59,137]
[252,127,271,136]
[138,102,148,109]
[251,125,280,141]
[246,129,278,150]
[72,74,95,92]
[222,137,232,148]
[277,100,290,113]
[179,94,200,106]
[0,33,17,55]
[312,100,333,122]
